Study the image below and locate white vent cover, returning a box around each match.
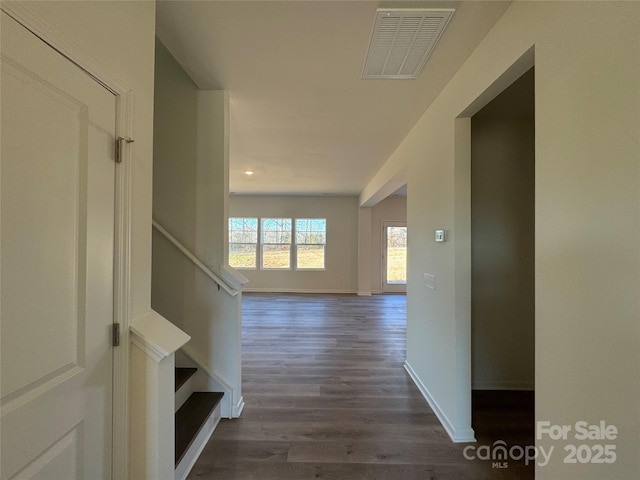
[362,8,454,79]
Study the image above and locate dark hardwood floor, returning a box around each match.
[188,293,534,480]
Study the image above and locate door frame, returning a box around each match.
[452,47,535,442]
[1,4,134,478]
[381,221,407,293]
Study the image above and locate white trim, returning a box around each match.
[357,291,372,296]
[130,311,191,363]
[220,264,249,290]
[180,345,234,393]
[112,89,134,480]
[0,4,136,478]
[232,396,245,418]
[243,287,358,294]
[176,348,243,419]
[404,361,476,443]
[180,345,244,419]
[0,2,128,94]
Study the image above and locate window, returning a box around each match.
[228,217,258,269]
[295,218,326,269]
[261,218,292,269]
[228,216,328,271]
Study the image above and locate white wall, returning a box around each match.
[153,41,230,271]
[370,196,407,293]
[357,207,372,295]
[153,39,198,249]
[229,195,359,293]
[471,71,535,390]
[365,2,639,478]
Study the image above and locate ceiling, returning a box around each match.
[156,1,511,196]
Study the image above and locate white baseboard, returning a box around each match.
[357,291,372,296]
[232,396,245,418]
[404,361,476,443]
[243,287,357,294]
[472,381,535,391]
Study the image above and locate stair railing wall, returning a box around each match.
[152,220,237,296]
[151,219,245,418]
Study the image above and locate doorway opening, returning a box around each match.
[382,222,407,293]
[470,67,535,476]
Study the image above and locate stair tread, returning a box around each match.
[175,367,198,392]
[175,391,224,467]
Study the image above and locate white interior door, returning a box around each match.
[382,222,407,293]
[1,12,116,479]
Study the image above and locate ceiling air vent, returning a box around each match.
[362,8,454,80]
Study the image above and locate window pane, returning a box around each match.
[229,218,258,238]
[262,244,291,269]
[229,218,258,241]
[230,231,258,243]
[295,218,326,269]
[229,244,257,269]
[295,218,326,245]
[386,226,407,284]
[297,245,325,269]
[261,218,292,244]
[229,217,258,269]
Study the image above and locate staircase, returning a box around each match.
[174,366,224,480]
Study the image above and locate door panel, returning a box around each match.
[2,57,88,401]
[1,12,116,479]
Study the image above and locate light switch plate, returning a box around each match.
[424,273,435,290]
[435,229,446,242]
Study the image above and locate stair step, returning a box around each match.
[175,392,224,467]
[175,367,198,392]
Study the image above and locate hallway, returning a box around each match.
[188,294,533,479]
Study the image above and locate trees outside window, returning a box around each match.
[261,218,292,269]
[295,218,326,269]
[228,217,258,269]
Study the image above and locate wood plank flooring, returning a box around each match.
[187,293,534,480]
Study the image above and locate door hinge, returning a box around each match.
[115,136,134,163]
[112,323,120,347]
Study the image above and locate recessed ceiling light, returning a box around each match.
[243,170,255,176]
